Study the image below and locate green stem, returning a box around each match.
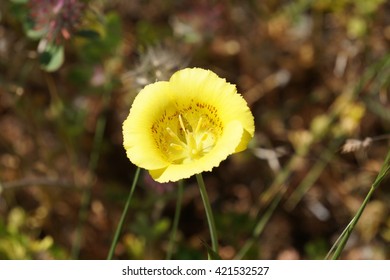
[332,187,375,260]
[325,219,353,260]
[196,173,218,254]
[330,186,375,259]
[107,167,141,260]
[328,149,390,260]
[166,180,184,260]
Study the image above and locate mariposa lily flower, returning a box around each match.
[123,68,254,183]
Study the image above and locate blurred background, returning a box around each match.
[0,0,389,260]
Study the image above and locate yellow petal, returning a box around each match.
[170,68,254,153]
[123,81,173,170]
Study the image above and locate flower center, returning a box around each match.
[152,103,223,164]
[166,114,216,163]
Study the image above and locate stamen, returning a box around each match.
[195,117,203,134]
[178,115,187,134]
[166,127,184,145]
[187,133,197,152]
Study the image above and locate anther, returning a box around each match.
[178,115,187,134]
[170,143,184,151]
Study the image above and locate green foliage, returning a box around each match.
[39,43,64,72]
[130,213,170,242]
[24,20,46,40]
[0,208,64,259]
[1,0,390,260]
[135,20,172,46]
[9,0,103,72]
[75,29,101,40]
[13,0,66,71]
[76,12,122,63]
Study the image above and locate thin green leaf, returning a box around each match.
[201,240,222,260]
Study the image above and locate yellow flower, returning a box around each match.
[123,68,254,183]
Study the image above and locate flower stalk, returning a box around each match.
[326,149,390,259]
[196,173,218,254]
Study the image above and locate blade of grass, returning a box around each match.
[251,53,390,260]
[327,149,390,260]
[107,167,141,260]
[166,180,184,260]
